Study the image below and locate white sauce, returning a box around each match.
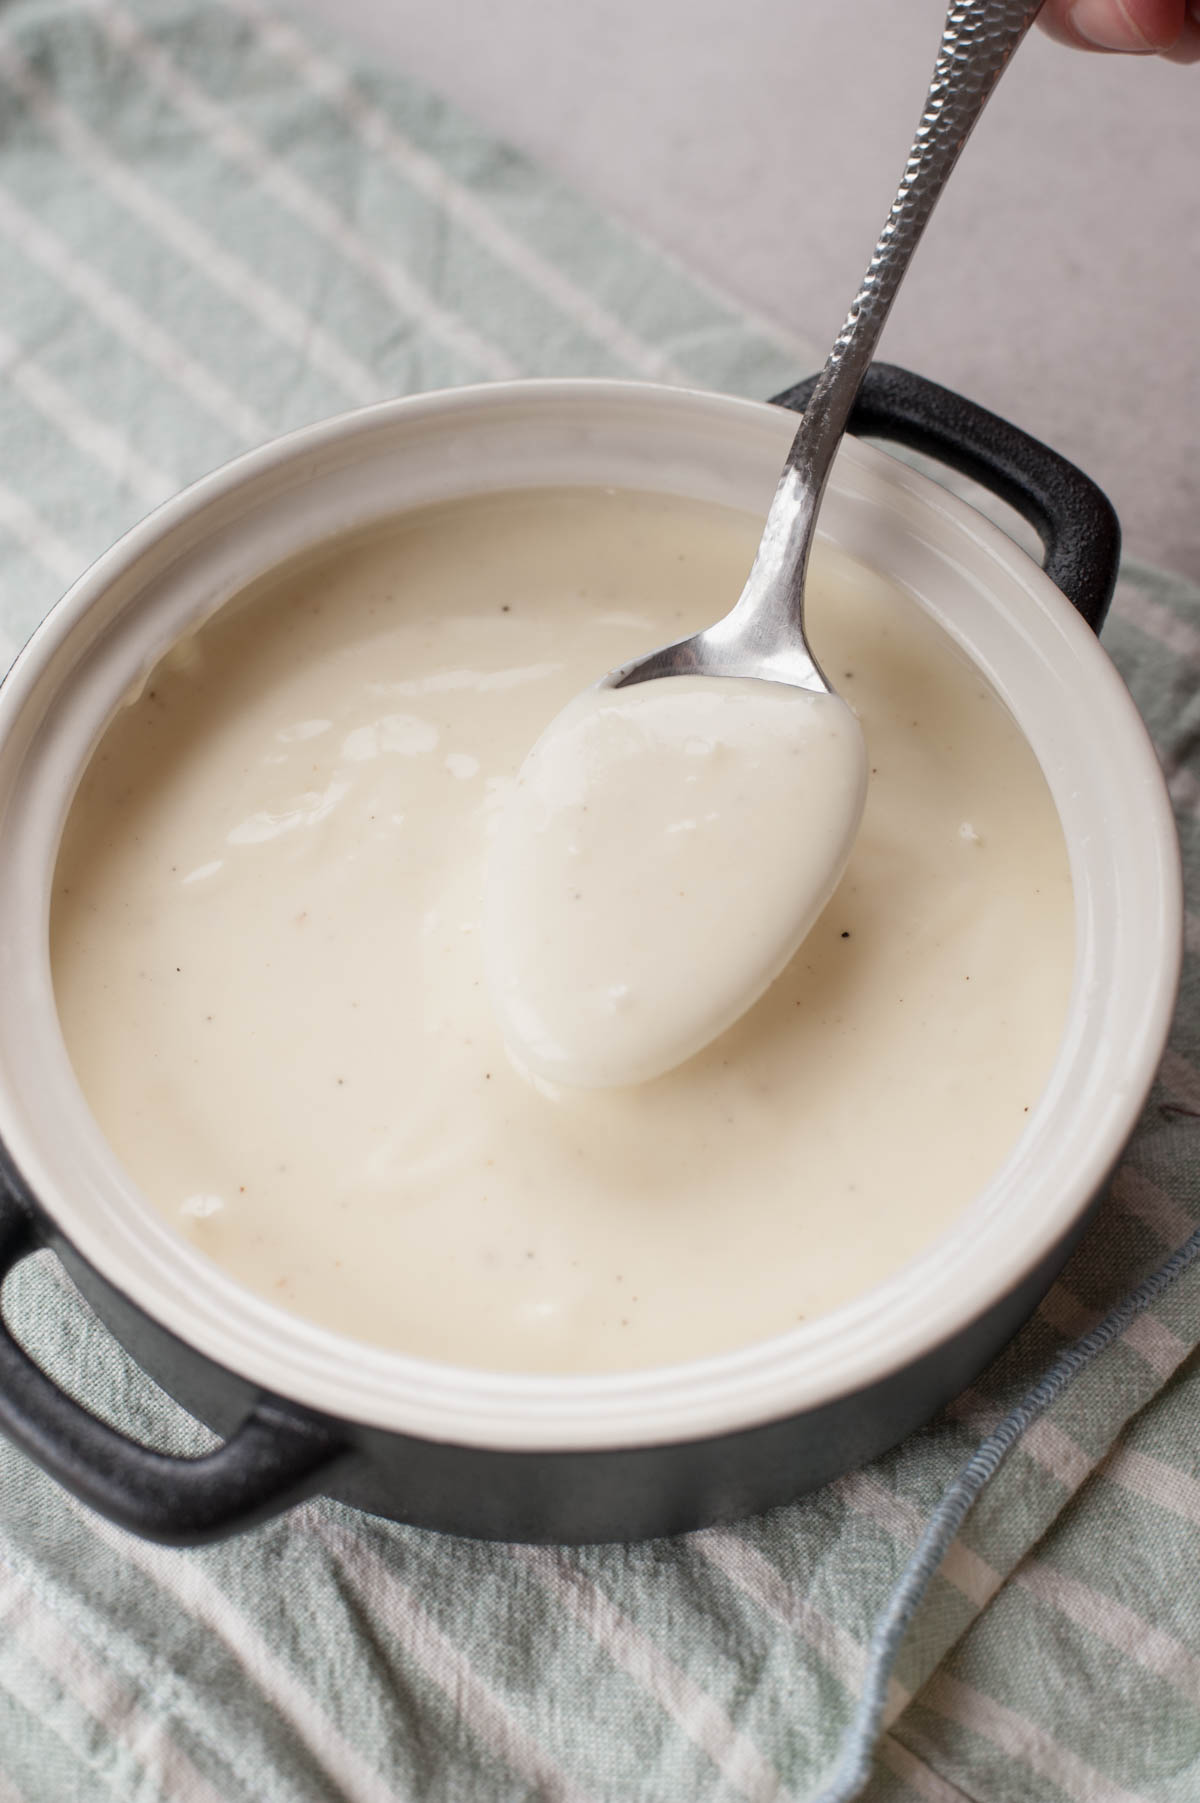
[485,677,866,1087]
[51,488,1074,1375]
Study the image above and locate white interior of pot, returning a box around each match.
[0,382,1181,1450]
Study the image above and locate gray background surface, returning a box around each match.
[293,0,1199,581]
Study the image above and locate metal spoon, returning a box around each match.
[486,0,1046,1091]
[606,0,1045,698]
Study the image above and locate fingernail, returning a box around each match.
[1067,0,1155,49]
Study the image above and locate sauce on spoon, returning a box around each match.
[485,675,866,1088]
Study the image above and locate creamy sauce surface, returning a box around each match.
[51,488,1074,1374]
[486,676,867,1088]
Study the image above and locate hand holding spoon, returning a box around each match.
[486,0,1046,1090]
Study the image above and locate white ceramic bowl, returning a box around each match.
[0,374,1181,1544]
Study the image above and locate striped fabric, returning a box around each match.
[0,2,1198,1798]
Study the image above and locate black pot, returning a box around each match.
[0,366,1178,1546]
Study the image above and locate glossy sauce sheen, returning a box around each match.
[51,489,1074,1374]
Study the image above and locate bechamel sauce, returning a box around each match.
[51,488,1074,1375]
[485,677,867,1088]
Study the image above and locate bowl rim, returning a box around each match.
[0,377,1182,1451]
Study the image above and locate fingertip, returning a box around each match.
[1036,4,1093,48]
[1162,20,1200,57]
[1038,0,1190,50]
[1110,0,1191,46]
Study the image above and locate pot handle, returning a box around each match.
[0,1191,347,1544]
[771,362,1120,634]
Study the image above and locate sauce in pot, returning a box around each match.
[51,487,1074,1374]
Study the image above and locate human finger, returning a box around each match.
[1037,0,1189,51]
[1161,8,1200,58]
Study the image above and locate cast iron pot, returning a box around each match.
[0,365,1180,1546]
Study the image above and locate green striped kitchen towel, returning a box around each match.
[1,3,1200,1799]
